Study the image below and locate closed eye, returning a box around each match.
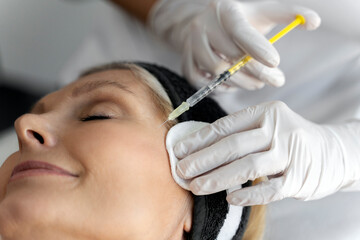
[81,115,112,121]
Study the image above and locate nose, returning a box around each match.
[14,113,57,150]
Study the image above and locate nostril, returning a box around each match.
[34,132,45,144]
[27,130,45,144]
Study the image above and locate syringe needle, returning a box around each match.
[159,119,169,128]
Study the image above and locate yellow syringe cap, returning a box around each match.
[296,14,306,25]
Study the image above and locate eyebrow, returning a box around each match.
[30,79,134,113]
[72,79,134,97]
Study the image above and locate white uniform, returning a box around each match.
[2,0,360,239]
[58,4,182,87]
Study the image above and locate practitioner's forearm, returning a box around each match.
[108,0,159,23]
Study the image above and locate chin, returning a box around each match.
[0,188,66,239]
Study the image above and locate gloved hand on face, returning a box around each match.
[149,0,321,91]
[167,101,360,206]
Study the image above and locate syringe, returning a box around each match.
[162,15,306,125]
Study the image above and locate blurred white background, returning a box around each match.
[0,0,105,94]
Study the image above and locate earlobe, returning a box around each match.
[183,195,193,234]
[182,212,192,240]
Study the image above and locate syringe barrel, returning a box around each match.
[186,71,231,107]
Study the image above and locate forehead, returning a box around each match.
[31,69,154,113]
[75,69,144,92]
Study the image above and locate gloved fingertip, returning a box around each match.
[268,60,278,68]
[174,142,188,159]
[226,195,246,206]
[266,53,280,68]
[305,14,321,30]
[275,78,285,87]
[255,81,266,90]
[265,69,285,87]
[190,178,219,195]
[176,164,187,179]
[245,77,266,90]
[309,15,321,30]
[299,9,321,30]
[255,43,280,67]
[189,180,203,195]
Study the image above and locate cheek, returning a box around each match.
[63,122,180,233]
[0,153,19,200]
[66,121,167,176]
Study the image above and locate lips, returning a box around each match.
[10,160,78,181]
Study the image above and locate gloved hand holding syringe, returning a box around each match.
[166,14,360,206]
[161,14,306,126]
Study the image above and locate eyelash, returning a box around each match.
[81,115,112,121]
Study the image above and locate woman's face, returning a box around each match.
[0,70,192,240]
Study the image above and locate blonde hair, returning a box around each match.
[80,62,266,239]
[242,178,267,240]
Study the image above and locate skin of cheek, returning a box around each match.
[0,154,88,239]
[0,153,18,200]
[0,120,190,240]
[0,153,21,237]
[60,119,190,239]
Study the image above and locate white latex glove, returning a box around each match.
[149,0,320,91]
[173,101,360,206]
